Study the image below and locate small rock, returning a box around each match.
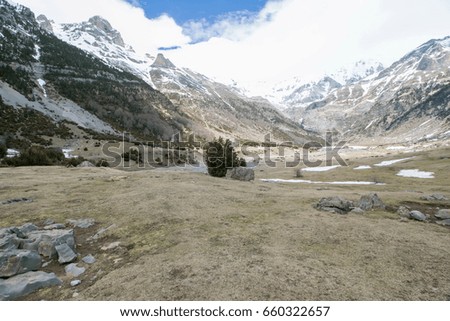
[0,271,62,301]
[226,167,255,182]
[82,254,96,264]
[0,250,42,278]
[436,219,450,226]
[8,227,26,239]
[72,292,79,298]
[65,264,86,278]
[0,198,33,206]
[350,207,365,214]
[70,280,81,287]
[397,206,411,218]
[101,242,120,251]
[358,193,385,211]
[435,209,450,220]
[55,244,77,264]
[88,224,116,241]
[399,217,409,223]
[44,224,66,230]
[43,219,55,226]
[410,210,427,222]
[67,218,95,229]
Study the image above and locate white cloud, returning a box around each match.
[15,0,450,92]
[16,0,190,54]
[166,0,450,91]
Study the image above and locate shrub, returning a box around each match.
[96,159,110,167]
[3,146,65,166]
[203,137,242,177]
[122,149,142,163]
[64,156,86,167]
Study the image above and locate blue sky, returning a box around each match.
[129,0,267,25]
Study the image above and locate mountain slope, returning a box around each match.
[296,37,450,142]
[0,0,189,146]
[45,15,316,143]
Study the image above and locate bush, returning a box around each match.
[96,159,110,167]
[122,149,142,163]
[3,146,65,166]
[64,156,86,167]
[203,137,242,177]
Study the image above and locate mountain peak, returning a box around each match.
[151,53,176,69]
[36,14,53,33]
[84,16,125,47]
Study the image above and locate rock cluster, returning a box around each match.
[0,220,96,300]
[315,193,385,214]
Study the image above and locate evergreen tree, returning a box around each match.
[203,137,242,177]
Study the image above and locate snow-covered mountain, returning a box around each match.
[40,15,315,143]
[298,36,450,142]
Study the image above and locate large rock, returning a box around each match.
[0,271,61,301]
[0,250,42,278]
[0,234,21,251]
[358,193,385,211]
[397,206,411,218]
[436,219,450,226]
[23,229,75,258]
[18,223,38,235]
[226,167,255,182]
[55,244,77,264]
[315,197,354,214]
[410,210,427,222]
[435,209,450,220]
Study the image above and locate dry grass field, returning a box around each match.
[0,146,449,301]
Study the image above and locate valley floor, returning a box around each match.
[0,145,449,301]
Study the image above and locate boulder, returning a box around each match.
[226,167,255,182]
[0,250,42,278]
[0,234,21,251]
[358,193,385,211]
[397,206,411,218]
[315,197,354,214]
[0,271,61,301]
[55,244,77,264]
[23,229,75,258]
[65,263,85,277]
[436,219,450,226]
[410,210,427,222]
[435,209,450,220]
[18,223,38,235]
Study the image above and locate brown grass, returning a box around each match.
[0,147,449,301]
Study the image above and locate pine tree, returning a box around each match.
[203,137,241,177]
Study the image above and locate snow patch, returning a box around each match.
[396,169,434,179]
[386,146,407,150]
[261,179,385,185]
[33,44,41,61]
[354,165,371,170]
[37,78,47,97]
[302,165,340,172]
[374,157,414,167]
[6,149,20,158]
